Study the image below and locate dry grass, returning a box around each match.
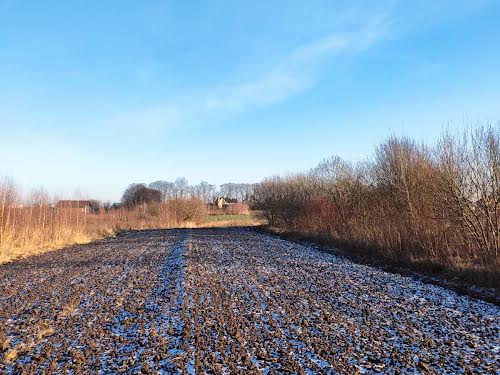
[0,227,108,264]
[0,184,263,264]
[202,213,265,228]
[201,218,265,228]
[0,196,209,264]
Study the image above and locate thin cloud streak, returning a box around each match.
[105,15,390,132]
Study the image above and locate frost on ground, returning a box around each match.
[0,228,498,374]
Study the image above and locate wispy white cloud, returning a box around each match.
[104,13,390,132]
[199,14,389,113]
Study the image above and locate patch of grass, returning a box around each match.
[205,214,253,223]
[201,213,266,228]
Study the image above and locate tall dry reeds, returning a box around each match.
[0,182,207,263]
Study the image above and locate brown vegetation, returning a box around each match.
[166,198,207,223]
[0,174,260,264]
[252,126,499,287]
[0,178,207,263]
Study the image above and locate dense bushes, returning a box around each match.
[122,184,162,208]
[166,198,207,224]
[253,126,499,272]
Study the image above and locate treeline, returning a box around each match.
[131,179,255,204]
[118,180,255,217]
[252,126,499,277]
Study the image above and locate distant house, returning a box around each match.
[214,197,226,209]
[56,200,92,213]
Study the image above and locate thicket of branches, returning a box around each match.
[121,184,162,208]
[252,126,499,271]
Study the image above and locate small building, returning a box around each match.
[56,200,92,213]
[214,197,226,209]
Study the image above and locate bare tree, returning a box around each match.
[149,181,175,201]
[436,125,499,263]
[122,184,162,208]
[29,187,50,207]
[220,183,255,202]
[253,125,499,270]
[174,178,189,199]
[0,176,19,244]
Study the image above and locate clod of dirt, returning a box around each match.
[0,228,498,373]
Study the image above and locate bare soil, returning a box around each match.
[0,228,498,373]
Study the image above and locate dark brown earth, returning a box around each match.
[0,228,498,374]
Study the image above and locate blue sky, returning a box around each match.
[1,1,499,201]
